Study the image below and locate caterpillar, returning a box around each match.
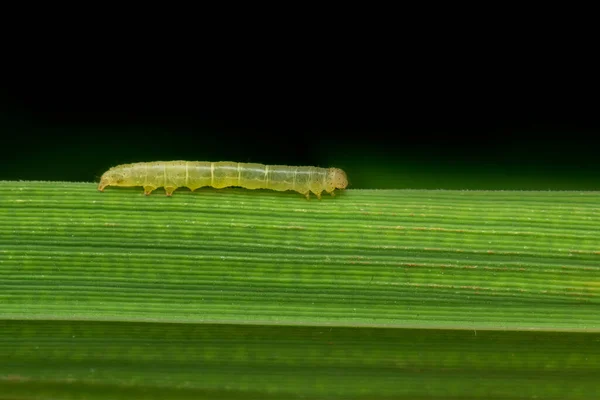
[98,161,348,199]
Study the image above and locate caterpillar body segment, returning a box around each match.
[98,161,348,199]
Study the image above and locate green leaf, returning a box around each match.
[1,181,599,399]
[1,320,599,399]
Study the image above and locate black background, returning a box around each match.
[2,29,599,190]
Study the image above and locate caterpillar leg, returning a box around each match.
[330,191,336,197]
[303,192,311,200]
[143,186,157,196]
[164,186,177,196]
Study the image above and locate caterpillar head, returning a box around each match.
[326,168,348,193]
[98,167,134,191]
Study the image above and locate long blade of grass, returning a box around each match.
[1,320,598,400]
[1,181,598,330]
[1,181,600,399]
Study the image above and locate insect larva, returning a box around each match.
[98,161,348,199]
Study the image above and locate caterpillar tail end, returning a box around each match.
[97,179,108,192]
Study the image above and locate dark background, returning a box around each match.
[2,37,599,190]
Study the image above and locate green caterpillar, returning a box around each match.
[98,161,348,199]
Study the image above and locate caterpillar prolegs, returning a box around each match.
[98,161,348,199]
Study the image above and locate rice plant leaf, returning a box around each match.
[1,181,599,399]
